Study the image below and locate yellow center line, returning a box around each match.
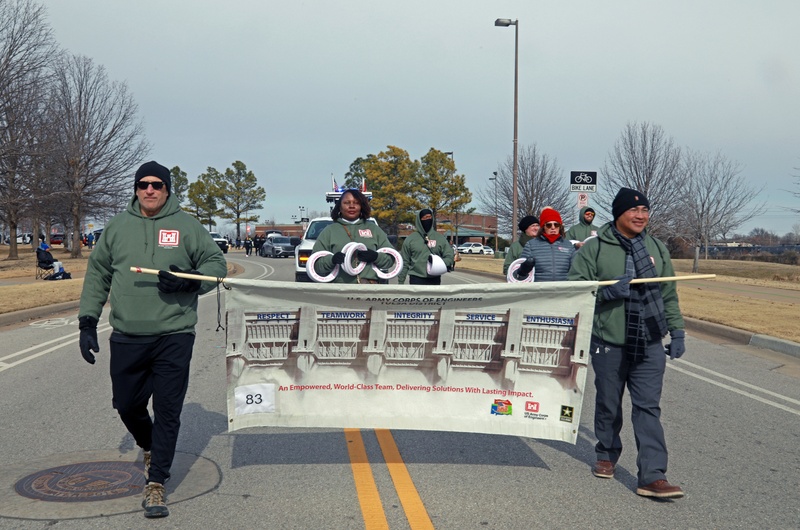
[344,428,389,530]
[375,429,435,530]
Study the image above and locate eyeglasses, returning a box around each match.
[544,222,561,228]
[136,181,164,190]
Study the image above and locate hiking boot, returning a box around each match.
[636,479,685,499]
[592,460,615,479]
[143,451,151,481]
[142,482,169,518]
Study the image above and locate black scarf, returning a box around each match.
[611,224,668,362]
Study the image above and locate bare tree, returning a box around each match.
[600,122,686,238]
[683,150,765,271]
[0,0,58,259]
[48,54,149,257]
[477,143,569,238]
[788,161,800,214]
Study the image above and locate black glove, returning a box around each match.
[331,252,346,265]
[516,258,535,277]
[78,315,99,365]
[157,264,202,294]
[666,329,686,360]
[600,275,632,301]
[356,249,379,263]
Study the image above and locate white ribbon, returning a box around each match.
[306,251,339,283]
[506,258,534,283]
[373,247,403,280]
[341,241,368,276]
[426,254,448,276]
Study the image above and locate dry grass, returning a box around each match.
[677,287,799,342]
[0,247,238,314]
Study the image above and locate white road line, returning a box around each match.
[675,359,800,406]
[668,363,800,416]
[0,324,113,369]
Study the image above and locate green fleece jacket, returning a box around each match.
[311,218,396,283]
[565,206,599,242]
[79,193,227,335]
[567,222,684,346]
[502,233,534,275]
[397,211,455,284]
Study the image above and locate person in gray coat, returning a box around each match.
[514,207,575,282]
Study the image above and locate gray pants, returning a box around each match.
[590,337,668,486]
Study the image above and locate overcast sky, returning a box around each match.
[40,0,799,236]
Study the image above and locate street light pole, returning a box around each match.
[495,18,519,243]
[489,172,499,253]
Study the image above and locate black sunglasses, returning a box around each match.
[544,222,561,228]
[136,181,165,190]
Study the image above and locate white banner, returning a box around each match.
[225,280,598,444]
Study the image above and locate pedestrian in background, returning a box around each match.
[566,206,599,248]
[397,209,454,285]
[513,207,575,282]
[77,161,227,518]
[243,236,253,257]
[502,215,539,276]
[567,187,686,499]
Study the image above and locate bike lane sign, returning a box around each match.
[570,171,597,193]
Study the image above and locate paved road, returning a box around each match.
[1,256,798,528]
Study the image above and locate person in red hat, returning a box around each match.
[513,207,575,282]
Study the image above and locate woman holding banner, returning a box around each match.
[309,188,401,284]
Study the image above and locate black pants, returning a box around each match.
[409,275,442,285]
[110,333,194,485]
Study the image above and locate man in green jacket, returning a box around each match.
[398,209,454,285]
[568,187,686,499]
[502,215,539,276]
[565,206,599,247]
[78,161,227,518]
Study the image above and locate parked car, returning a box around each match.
[209,232,229,254]
[50,233,64,245]
[259,236,298,258]
[457,242,485,254]
[482,245,495,255]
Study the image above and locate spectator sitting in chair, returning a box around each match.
[36,245,65,278]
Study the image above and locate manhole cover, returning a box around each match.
[15,461,144,502]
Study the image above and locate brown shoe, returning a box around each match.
[592,460,615,478]
[636,479,685,498]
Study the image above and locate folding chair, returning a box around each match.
[36,263,54,280]
[35,248,55,280]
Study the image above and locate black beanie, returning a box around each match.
[419,209,433,233]
[135,161,171,194]
[518,215,539,232]
[612,187,649,220]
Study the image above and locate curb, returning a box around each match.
[0,300,80,328]
[683,317,800,360]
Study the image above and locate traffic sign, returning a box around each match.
[577,193,589,208]
[570,171,597,193]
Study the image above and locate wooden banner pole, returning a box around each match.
[132,266,715,287]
